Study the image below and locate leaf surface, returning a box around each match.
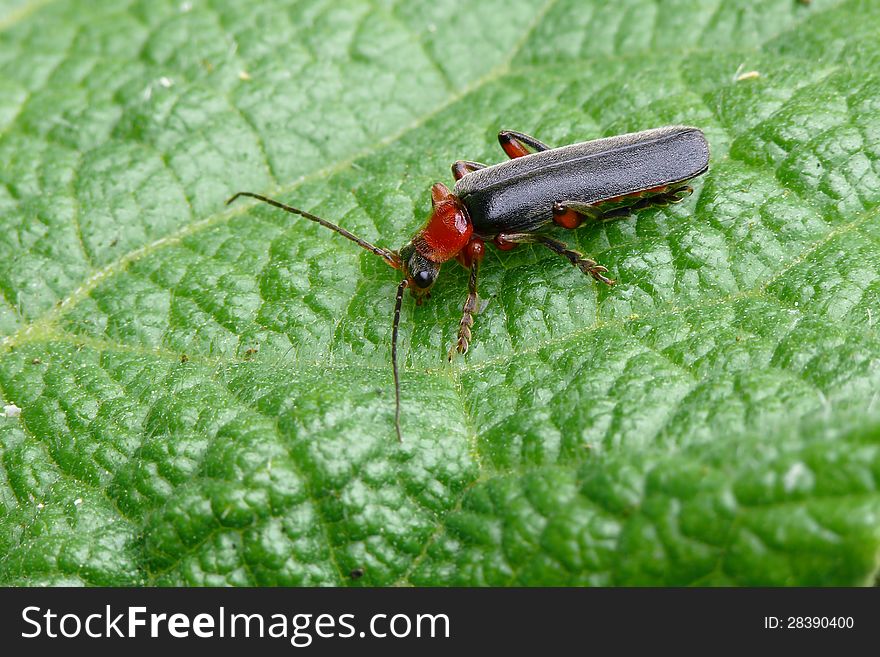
[0,0,879,585]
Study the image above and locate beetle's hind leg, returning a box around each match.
[596,184,697,220]
[659,184,694,204]
[551,200,602,229]
[452,160,487,181]
[496,232,615,286]
[498,130,551,159]
[553,184,696,226]
[625,184,695,211]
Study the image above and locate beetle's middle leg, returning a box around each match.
[498,130,551,159]
[496,232,615,286]
[452,160,487,181]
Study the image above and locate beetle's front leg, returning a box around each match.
[449,238,485,360]
[495,233,615,286]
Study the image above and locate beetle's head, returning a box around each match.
[398,242,440,304]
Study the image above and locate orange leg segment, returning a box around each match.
[498,130,551,159]
[452,160,487,181]
[552,201,584,229]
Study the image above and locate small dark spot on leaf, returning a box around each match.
[350,567,365,580]
[180,354,189,363]
[31,358,42,365]
[245,347,259,358]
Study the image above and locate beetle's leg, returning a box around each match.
[552,184,694,228]
[496,233,615,286]
[591,185,698,221]
[619,185,694,211]
[449,238,485,360]
[449,260,481,360]
[655,184,694,205]
[551,200,603,229]
[498,130,551,159]
[452,160,487,181]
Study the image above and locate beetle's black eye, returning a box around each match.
[413,269,435,288]
[402,245,440,291]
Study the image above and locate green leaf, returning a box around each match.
[1,0,879,586]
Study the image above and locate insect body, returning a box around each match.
[227,125,710,440]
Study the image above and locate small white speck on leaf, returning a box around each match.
[732,63,760,82]
[782,462,812,493]
[735,70,761,82]
[180,1,192,11]
[238,70,252,81]
[817,389,832,416]
[3,403,21,418]
[159,76,173,88]
[74,498,83,506]
[36,502,45,510]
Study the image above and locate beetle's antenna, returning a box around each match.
[392,278,408,442]
[227,192,400,269]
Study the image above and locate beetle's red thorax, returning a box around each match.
[412,182,473,263]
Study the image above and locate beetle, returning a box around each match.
[227,125,710,440]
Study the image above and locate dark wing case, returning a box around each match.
[455,126,710,234]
